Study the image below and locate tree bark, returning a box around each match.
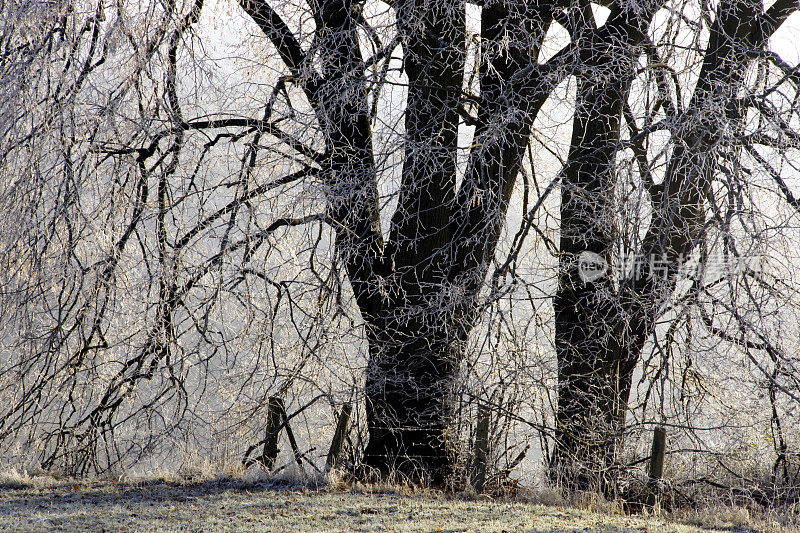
[362,323,459,484]
[550,8,652,493]
[360,1,551,484]
[550,0,788,493]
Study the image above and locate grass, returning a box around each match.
[0,472,792,532]
[0,472,788,533]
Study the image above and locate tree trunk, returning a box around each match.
[550,11,651,493]
[359,0,466,485]
[548,0,762,487]
[362,320,459,485]
[551,283,645,492]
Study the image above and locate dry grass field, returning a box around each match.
[0,473,791,533]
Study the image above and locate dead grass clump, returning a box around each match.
[669,505,800,533]
[0,468,62,490]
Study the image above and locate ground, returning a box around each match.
[0,476,775,532]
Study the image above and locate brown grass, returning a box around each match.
[0,471,757,532]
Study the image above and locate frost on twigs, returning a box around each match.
[0,0,799,510]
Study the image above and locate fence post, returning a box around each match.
[473,403,491,493]
[261,396,284,470]
[326,403,353,472]
[647,426,666,507]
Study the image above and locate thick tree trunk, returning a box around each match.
[357,0,464,486]
[361,320,459,485]
[549,11,651,493]
[551,282,645,492]
[552,290,618,492]
[549,0,766,492]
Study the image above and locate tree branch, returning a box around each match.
[237,0,308,74]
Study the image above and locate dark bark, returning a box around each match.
[551,0,791,493]
[550,7,654,493]
[358,0,465,483]
[361,1,551,483]
[362,323,458,484]
[235,0,796,489]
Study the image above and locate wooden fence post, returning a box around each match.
[326,403,353,472]
[261,396,284,470]
[259,396,307,474]
[647,426,666,507]
[473,403,491,493]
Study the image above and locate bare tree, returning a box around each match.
[551,0,800,492]
[1,0,800,496]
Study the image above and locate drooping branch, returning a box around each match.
[639,0,797,285]
[204,0,386,321]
